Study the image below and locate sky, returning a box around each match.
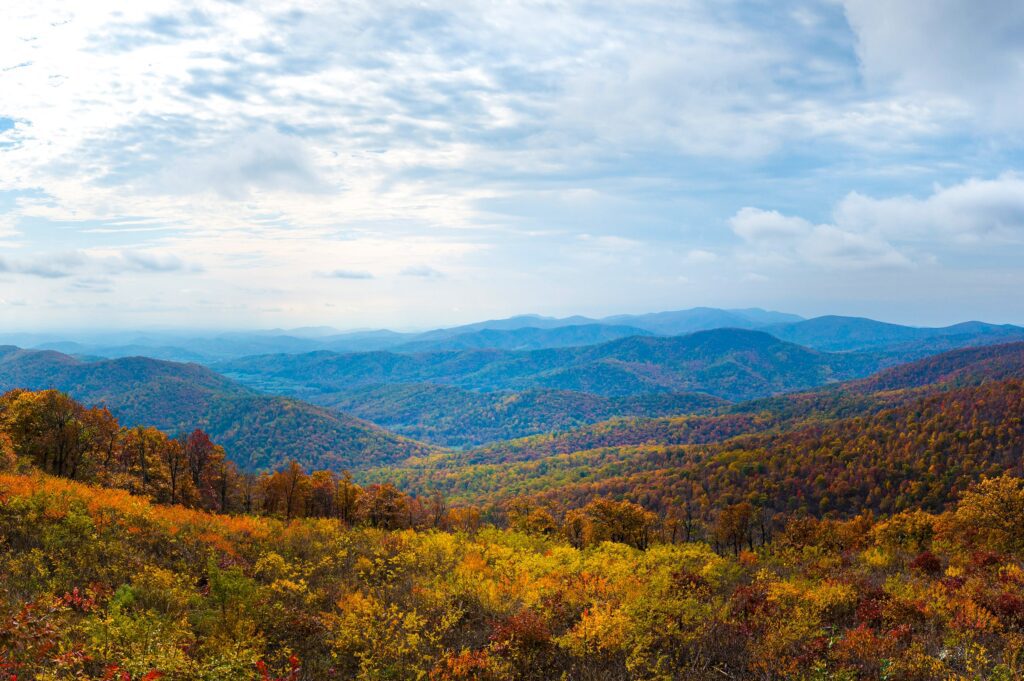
[2,0,1024,331]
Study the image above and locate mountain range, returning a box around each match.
[359,340,1024,510]
[5,307,1022,363]
[215,328,882,401]
[3,308,1024,461]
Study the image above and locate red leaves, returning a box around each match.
[59,587,98,613]
[100,667,130,681]
[970,550,1001,569]
[102,667,165,681]
[992,592,1024,627]
[671,568,710,596]
[256,655,301,681]
[489,611,551,653]
[909,550,942,575]
[854,591,889,629]
[729,584,770,623]
[831,624,895,674]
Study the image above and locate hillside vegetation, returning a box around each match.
[361,343,1024,520]
[0,347,433,470]
[218,328,881,403]
[323,384,726,447]
[4,427,1024,678]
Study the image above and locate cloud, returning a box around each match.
[843,0,1024,129]
[117,250,194,273]
[799,224,910,269]
[833,173,1024,243]
[0,249,199,278]
[400,265,444,278]
[1,2,1023,328]
[151,128,330,200]
[68,276,114,293]
[730,208,812,242]
[318,269,374,280]
[683,249,717,264]
[0,252,84,278]
[731,174,1024,270]
[730,206,909,270]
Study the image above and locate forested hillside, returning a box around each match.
[4,338,1024,678]
[0,347,433,470]
[361,343,1024,521]
[218,328,879,401]
[4,390,1024,678]
[322,384,726,447]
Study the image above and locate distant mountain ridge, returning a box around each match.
[9,308,1023,365]
[848,341,1024,393]
[2,307,804,362]
[217,328,882,402]
[603,307,803,334]
[767,315,1024,353]
[390,323,653,353]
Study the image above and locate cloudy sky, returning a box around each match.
[2,0,1024,331]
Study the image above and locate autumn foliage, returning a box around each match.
[2,460,1024,677]
[5,373,1024,678]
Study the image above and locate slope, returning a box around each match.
[0,346,433,470]
[321,383,727,447]
[218,328,880,403]
[359,340,1024,508]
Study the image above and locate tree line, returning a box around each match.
[1,389,782,553]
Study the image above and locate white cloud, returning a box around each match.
[732,174,1024,270]
[0,1,1023,328]
[729,208,812,242]
[683,249,717,264]
[400,265,444,279]
[0,252,83,278]
[834,173,1024,243]
[798,224,910,269]
[117,250,196,273]
[151,128,329,199]
[730,207,908,270]
[843,0,1024,129]
[318,269,374,280]
[0,249,199,278]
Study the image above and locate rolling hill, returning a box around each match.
[218,328,882,403]
[359,341,1024,512]
[0,346,433,470]
[321,383,727,447]
[767,315,1024,353]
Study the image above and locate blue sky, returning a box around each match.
[2,0,1024,330]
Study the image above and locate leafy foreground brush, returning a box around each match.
[4,471,1024,679]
